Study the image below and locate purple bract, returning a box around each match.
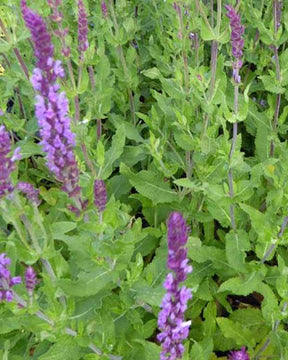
[228,347,250,360]
[157,212,192,360]
[21,0,80,197]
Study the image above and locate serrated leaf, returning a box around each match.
[38,336,84,360]
[120,163,178,204]
[51,222,76,238]
[218,271,264,295]
[216,318,256,348]
[58,267,114,297]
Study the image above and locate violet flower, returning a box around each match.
[225,5,244,83]
[21,1,80,197]
[101,1,108,18]
[0,125,20,199]
[228,347,250,360]
[17,181,41,205]
[157,212,192,360]
[78,0,89,60]
[94,179,107,213]
[0,253,21,302]
[25,266,37,295]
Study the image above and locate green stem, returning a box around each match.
[108,0,136,125]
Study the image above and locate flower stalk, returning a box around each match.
[225,4,244,231]
[157,212,192,359]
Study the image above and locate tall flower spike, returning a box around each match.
[0,125,20,199]
[0,253,21,302]
[157,212,192,360]
[21,1,80,197]
[78,0,89,60]
[225,5,244,83]
[94,179,107,213]
[228,347,250,360]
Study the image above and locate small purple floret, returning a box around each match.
[0,253,21,302]
[228,347,250,360]
[157,212,192,360]
[94,179,107,212]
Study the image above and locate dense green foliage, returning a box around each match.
[1,0,288,358]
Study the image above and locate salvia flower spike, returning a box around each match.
[101,1,108,18]
[0,253,21,302]
[225,5,244,83]
[157,212,192,360]
[17,182,41,205]
[228,347,250,360]
[77,0,89,60]
[0,125,20,199]
[25,266,37,295]
[21,1,80,197]
[94,179,107,213]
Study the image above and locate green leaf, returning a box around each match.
[51,222,76,239]
[38,336,84,360]
[141,67,161,79]
[101,125,126,179]
[0,313,21,334]
[58,267,115,297]
[218,271,264,295]
[259,75,285,94]
[120,163,178,205]
[225,230,250,272]
[216,317,256,348]
[19,141,43,159]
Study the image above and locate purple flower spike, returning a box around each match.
[228,347,250,360]
[25,266,37,294]
[0,125,20,199]
[225,5,244,83]
[17,182,41,205]
[21,0,54,70]
[94,179,107,213]
[78,0,89,60]
[157,212,192,360]
[0,253,21,302]
[101,1,108,18]
[21,1,80,197]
